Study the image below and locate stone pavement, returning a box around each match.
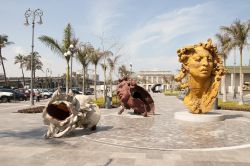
[1,94,250,166]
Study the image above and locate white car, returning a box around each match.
[0,91,13,102]
[41,89,53,99]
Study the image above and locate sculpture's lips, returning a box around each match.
[200,68,209,72]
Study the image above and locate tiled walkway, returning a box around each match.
[83,94,250,150]
[1,94,250,165]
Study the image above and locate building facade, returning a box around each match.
[137,70,174,92]
[222,66,250,94]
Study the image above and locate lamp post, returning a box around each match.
[69,44,76,89]
[64,51,71,94]
[64,44,76,93]
[24,8,43,106]
[130,63,132,76]
[46,68,49,88]
[50,70,52,88]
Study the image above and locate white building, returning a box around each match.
[222,66,250,95]
[137,70,174,92]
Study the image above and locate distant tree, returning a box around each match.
[76,43,94,94]
[89,48,104,100]
[0,34,14,85]
[118,65,130,78]
[107,55,120,97]
[24,52,43,87]
[215,33,232,102]
[14,54,26,87]
[39,23,77,93]
[221,19,250,105]
[163,75,174,91]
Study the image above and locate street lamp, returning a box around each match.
[46,68,49,88]
[64,44,77,94]
[130,63,132,76]
[24,8,43,106]
[64,51,71,94]
[69,44,77,89]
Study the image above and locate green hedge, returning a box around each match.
[164,90,180,96]
[94,95,120,108]
[218,99,250,112]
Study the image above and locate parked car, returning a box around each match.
[72,89,83,94]
[41,89,53,99]
[0,89,27,101]
[24,89,35,98]
[0,91,13,102]
[13,90,28,101]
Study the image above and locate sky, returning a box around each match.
[1,0,250,80]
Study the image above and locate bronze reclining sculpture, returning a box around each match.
[117,77,155,117]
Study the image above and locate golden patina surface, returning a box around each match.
[175,39,224,114]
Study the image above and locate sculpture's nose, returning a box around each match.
[201,57,209,66]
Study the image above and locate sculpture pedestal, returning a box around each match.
[174,111,225,122]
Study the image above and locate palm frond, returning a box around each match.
[63,23,73,50]
[39,35,63,56]
[14,54,25,68]
[0,34,14,47]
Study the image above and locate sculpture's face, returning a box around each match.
[117,81,130,102]
[187,47,213,80]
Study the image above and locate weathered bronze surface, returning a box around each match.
[117,77,155,117]
[175,39,224,114]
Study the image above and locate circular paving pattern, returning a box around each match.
[82,95,250,150]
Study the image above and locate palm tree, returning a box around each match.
[215,33,232,102]
[221,19,250,105]
[107,55,120,97]
[76,43,93,94]
[102,50,113,103]
[14,54,26,87]
[118,65,130,78]
[89,48,104,100]
[101,63,108,99]
[39,23,76,94]
[24,52,43,87]
[0,34,14,85]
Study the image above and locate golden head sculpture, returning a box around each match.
[175,39,224,114]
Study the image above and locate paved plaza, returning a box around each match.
[1,94,250,166]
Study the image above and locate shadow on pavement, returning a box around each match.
[0,127,46,139]
[68,125,113,137]
[224,114,243,120]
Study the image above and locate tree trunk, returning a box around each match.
[33,70,36,88]
[66,60,70,94]
[104,67,107,104]
[222,57,227,102]
[94,65,97,100]
[0,48,7,86]
[21,67,25,88]
[82,66,85,95]
[232,48,237,100]
[110,70,113,98]
[85,67,88,90]
[239,48,244,105]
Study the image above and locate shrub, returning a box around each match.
[164,90,180,96]
[94,95,120,108]
[218,99,250,112]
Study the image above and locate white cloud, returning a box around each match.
[125,3,213,58]
[89,0,122,36]
[12,46,28,55]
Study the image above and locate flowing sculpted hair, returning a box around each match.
[174,39,224,89]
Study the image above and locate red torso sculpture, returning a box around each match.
[117,77,155,117]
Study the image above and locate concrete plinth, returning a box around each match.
[174,111,225,122]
